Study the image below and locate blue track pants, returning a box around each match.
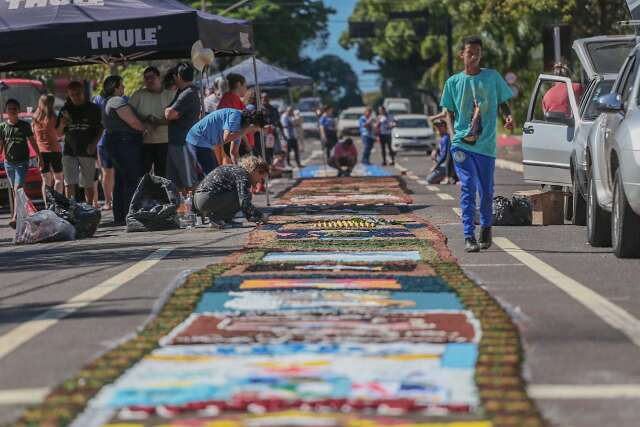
[451,147,495,238]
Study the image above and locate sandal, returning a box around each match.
[102,203,112,211]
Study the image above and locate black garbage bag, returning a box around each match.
[511,196,533,226]
[492,195,532,226]
[126,174,179,232]
[45,186,101,238]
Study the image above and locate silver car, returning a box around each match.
[522,36,635,227]
[587,41,640,258]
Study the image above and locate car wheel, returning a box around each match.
[572,170,587,226]
[587,174,611,247]
[612,169,640,258]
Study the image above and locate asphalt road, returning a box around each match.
[394,148,640,427]
[2,138,640,427]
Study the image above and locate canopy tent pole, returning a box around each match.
[252,55,271,206]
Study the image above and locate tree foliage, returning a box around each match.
[341,0,631,120]
[298,54,363,110]
[200,0,335,70]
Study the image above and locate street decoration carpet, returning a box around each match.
[299,164,392,178]
[13,176,546,427]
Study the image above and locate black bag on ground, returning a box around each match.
[45,186,101,238]
[492,196,532,226]
[126,174,179,232]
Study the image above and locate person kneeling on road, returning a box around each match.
[187,108,266,169]
[328,138,357,177]
[193,156,269,229]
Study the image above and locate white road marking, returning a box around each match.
[417,180,428,185]
[496,158,524,173]
[408,174,419,180]
[437,193,455,200]
[0,247,174,361]
[495,237,640,348]
[301,149,323,166]
[453,207,462,217]
[426,185,439,192]
[460,263,525,267]
[394,163,408,172]
[529,384,640,399]
[0,388,49,405]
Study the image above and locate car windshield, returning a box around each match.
[586,41,636,75]
[341,113,361,120]
[0,84,42,114]
[584,80,615,121]
[395,118,428,128]
[302,115,317,123]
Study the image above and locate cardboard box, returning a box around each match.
[514,190,564,225]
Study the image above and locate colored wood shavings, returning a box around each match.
[161,312,479,345]
[313,218,378,229]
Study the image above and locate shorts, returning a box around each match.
[98,143,113,169]
[40,152,63,174]
[167,144,198,189]
[62,155,97,188]
[4,160,29,188]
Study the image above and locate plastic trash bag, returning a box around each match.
[511,196,533,226]
[15,188,75,244]
[492,195,532,226]
[44,186,101,238]
[126,174,180,232]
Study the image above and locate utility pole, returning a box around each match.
[201,0,205,12]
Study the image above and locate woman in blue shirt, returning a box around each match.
[186,108,266,172]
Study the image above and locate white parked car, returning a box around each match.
[522,35,635,227]
[391,114,436,153]
[586,41,640,257]
[338,106,367,137]
[300,111,319,137]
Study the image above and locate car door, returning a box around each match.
[601,52,639,197]
[522,75,580,185]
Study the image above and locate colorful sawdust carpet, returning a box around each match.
[299,163,392,178]
[19,175,545,427]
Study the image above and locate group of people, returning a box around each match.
[314,104,398,178]
[0,63,289,229]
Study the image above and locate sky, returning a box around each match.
[302,0,378,93]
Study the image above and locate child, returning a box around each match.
[270,150,292,179]
[427,120,451,184]
[0,98,41,229]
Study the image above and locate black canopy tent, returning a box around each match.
[212,57,313,89]
[0,0,254,71]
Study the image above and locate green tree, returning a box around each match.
[341,0,631,121]
[195,0,335,70]
[298,54,362,110]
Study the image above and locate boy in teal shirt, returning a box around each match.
[441,36,514,252]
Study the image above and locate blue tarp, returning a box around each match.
[212,57,313,88]
[0,0,253,71]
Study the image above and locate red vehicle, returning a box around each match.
[0,79,46,206]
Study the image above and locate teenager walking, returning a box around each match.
[440,36,514,253]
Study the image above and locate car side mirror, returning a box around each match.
[597,94,623,113]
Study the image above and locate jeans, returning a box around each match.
[451,147,495,238]
[105,131,144,223]
[286,137,301,167]
[142,143,168,177]
[194,146,218,175]
[193,190,240,221]
[379,134,395,164]
[4,160,29,188]
[361,136,374,165]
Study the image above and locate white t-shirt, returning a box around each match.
[129,88,175,144]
